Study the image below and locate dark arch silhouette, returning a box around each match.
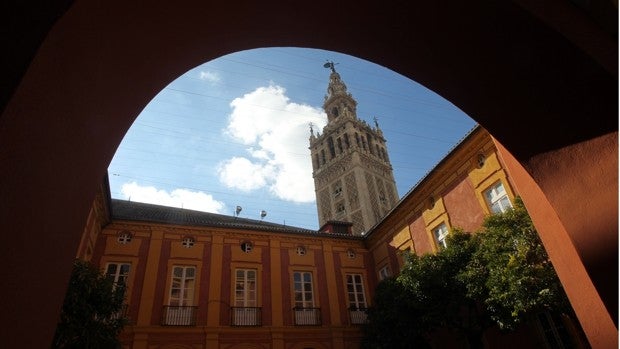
[0,1,616,347]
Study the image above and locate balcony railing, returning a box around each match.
[161,305,198,326]
[231,307,262,326]
[349,307,368,325]
[293,307,321,326]
[110,303,129,321]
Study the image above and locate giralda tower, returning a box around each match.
[309,62,398,235]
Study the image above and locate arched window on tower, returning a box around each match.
[328,137,336,158]
[337,138,343,154]
[344,134,350,149]
[321,149,326,165]
[332,106,339,117]
[355,133,361,148]
[314,154,320,169]
[366,133,374,155]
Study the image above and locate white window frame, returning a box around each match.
[346,249,356,259]
[433,223,449,249]
[105,262,131,287]
[234,269,257,307]
[346,273,368,325]
[165,265,196,325]
[296,246,306,256]
[293,271,320,325]
[240,241,253,253]
[378,265,390,281]
[346,274,367,309]
[117,231,132,244]
[484,181,513,214]
[293,271,314,308]
[181,236,195,248]
[168,266,196,307]
[233,268,259,326]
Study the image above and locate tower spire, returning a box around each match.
[310,65,399,235]
[322,60,356,124]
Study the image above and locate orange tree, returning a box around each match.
[362,198,571,348]
[52,259,128,349]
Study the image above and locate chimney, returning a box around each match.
[319,220,353,235]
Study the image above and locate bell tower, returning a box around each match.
[310,62,398,235]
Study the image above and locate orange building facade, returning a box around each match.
[365,125,517,268]
[76,126,585,349]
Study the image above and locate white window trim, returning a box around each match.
[241,241,253,253]
[105,262,131,288]
[117,232,132,244]
[181,236,195,248]
[485,181,513,214]
[434,223,449,249]
[346,274,367,309]
[293,271,315,308]
[234,268,257,307]
[378,265,390,281]
[168,266,196,307]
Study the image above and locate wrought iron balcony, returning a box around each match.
[293,307,321,326]
[231,307,262,326]
[161,305,198,326]
[349,307,368,325]
[110,303,129,321]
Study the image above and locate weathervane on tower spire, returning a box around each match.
[323,60,338,73]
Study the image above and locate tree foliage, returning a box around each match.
[401,231,490,348]
[460,197,570,330]
[361,277,431,349]
[363,197,571,347]
[52,259,128,349]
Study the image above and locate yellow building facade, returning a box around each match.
[76,126,582,349]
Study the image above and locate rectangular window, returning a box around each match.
[433,223,449,249]
[293,271,320,325]
[105,262,131,288]
[378,265,391,281]
[536,311,573,349]
[105,262,131,321]
[346,274,368,324]
[235,269,257,307]
[232,269,260,326]
[163,266,196,325]
[336,202,346,215]
[485,181,513,214]
[333,186,342,197]
[293,271,314,308]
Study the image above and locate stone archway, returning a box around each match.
[0,1,616,348]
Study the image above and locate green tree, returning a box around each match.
[460,197,571,330]
[362,277,431,349]
[399,231,490,348]
[52,259,128,349]
[363,231,490,349]
[362,197,573,348]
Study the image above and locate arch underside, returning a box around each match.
[0,1,616,348]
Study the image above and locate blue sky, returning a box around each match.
[107,47,476,230]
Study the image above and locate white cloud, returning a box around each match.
[199,70,221,84]
[218,85,327,203]
[120,181,226,213]
[217,157,274,191]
